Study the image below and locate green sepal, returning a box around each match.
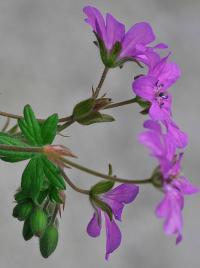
[41,114,59,145]
[113,57,144,69]
[93,32,108,67]
[93,197,113,221]
[21,156,44,201]
[0,132,33,162]
[12,204,20,218]
[22,218,34,241]
[105,42,122,68]
[39,225,59,258]
[30,207,48,237]
[77,111,115,125]
[73,98,95,121]
[150,166,163,188]
[90,181,115,195]
[108,164,113,176]
[135,96,151,109]
[49,188,63,204]
[18,105,42,146]
[37,190,49,204]
[42,157,66,190]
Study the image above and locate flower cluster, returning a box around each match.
[132,43,199,242]
[84,5,198,259]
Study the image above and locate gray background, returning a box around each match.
[0,0,199,267]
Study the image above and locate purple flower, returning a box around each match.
[139,120,188,167]
[155,154,199,243]
[83,6,155,61]
[133,54,181,121]
[87,184,139,260]
[139,120,198,242]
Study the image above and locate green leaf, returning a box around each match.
[18,105,43,145]
[93,197,113,221]
[73,98,95,121]
[39,225,59,258]
[21,156,44,201]
[90,181,115,195]
[42,157,66,190]
[77,112,115,125]
[0,132,33,162]
[41,114,59,145]
[30,207,48,237]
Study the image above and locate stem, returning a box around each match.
[104,97,137,109]
[58,115,73,123]
[93,67,109,98]
[1,118,10,132]
[57,119,75,132]
[51,205,59,224]
[0,96,136,130]
[0,111,72,124]
[60,169,89,195]
[61,158,152,185]
[0,111,24,121]
[0,144,43,153]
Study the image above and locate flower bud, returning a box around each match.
[12,202,33,221]
[39,225,59,258]
[73,98,95,121]
[17,202,33,221]
[22,219,33,241]
[30,207,47,237]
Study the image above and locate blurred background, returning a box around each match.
[0,0,200,267]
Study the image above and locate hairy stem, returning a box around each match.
[93,67,109,98]
[104,97,137,109]
[61,157,152,185]
[0,144,43,153]
[51,205,59,224]
[0,96,137,131]
[60,169,89,195]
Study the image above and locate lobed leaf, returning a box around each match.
[41,114,58,145]
[0,132,33,162]
[18,105,43,146]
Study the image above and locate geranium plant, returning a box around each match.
[0,5,198,260]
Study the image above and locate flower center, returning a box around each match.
[154,81,168,107]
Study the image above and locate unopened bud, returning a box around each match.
[22,219,33,241]
[12,202,33,221]
[30,208,47,237]
[39,225,59,258]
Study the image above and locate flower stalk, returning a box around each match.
[61,157,152,185]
